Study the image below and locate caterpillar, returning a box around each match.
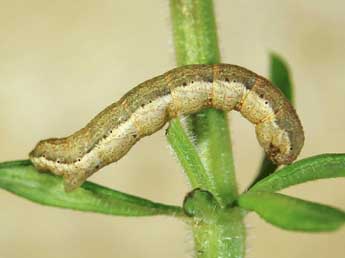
[29,64,304,191]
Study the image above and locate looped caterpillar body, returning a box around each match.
[29,64,304,191]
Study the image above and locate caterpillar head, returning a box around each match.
[256,118,304,165]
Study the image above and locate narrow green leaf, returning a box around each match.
[252,53,294,186]
[169,0,237,207]
[166,119,212,190]
[250,154,345,193]
[270,52,294,103]
[238,191,345,232]
[0,160,185,217]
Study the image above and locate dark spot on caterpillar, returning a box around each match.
[244,77,256,89]
[265,101,268,105]
[78,158,81,162]
[225,78,229,82]
[233,79,237,83]
[57,160,60,163]
[95,165,100,169]
[132,134,137,138]
[260,94,264,98]
[182,82,187,86]
[290,147,293,150]
[208,79,213,83]
[110,130,113,133]
[191,81,194,83]
[141,104,145,108]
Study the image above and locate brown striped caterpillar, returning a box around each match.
[29,64,304,191]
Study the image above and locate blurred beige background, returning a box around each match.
[0,0,344,257]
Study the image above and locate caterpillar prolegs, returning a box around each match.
[29,64,304,191]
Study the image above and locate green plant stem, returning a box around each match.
[169,1,245,257]
[184,189,246,258]
[169,0,237,207]
[192,208,245,258]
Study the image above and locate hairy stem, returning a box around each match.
[169,0,245,257]
[169,0,237,207]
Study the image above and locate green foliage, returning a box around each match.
[270,52,294,103]
[238,191,345,232]
[183,188,219,218]
[250,154,345,192]
[166,119,211,189]
[0,160,184,217]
